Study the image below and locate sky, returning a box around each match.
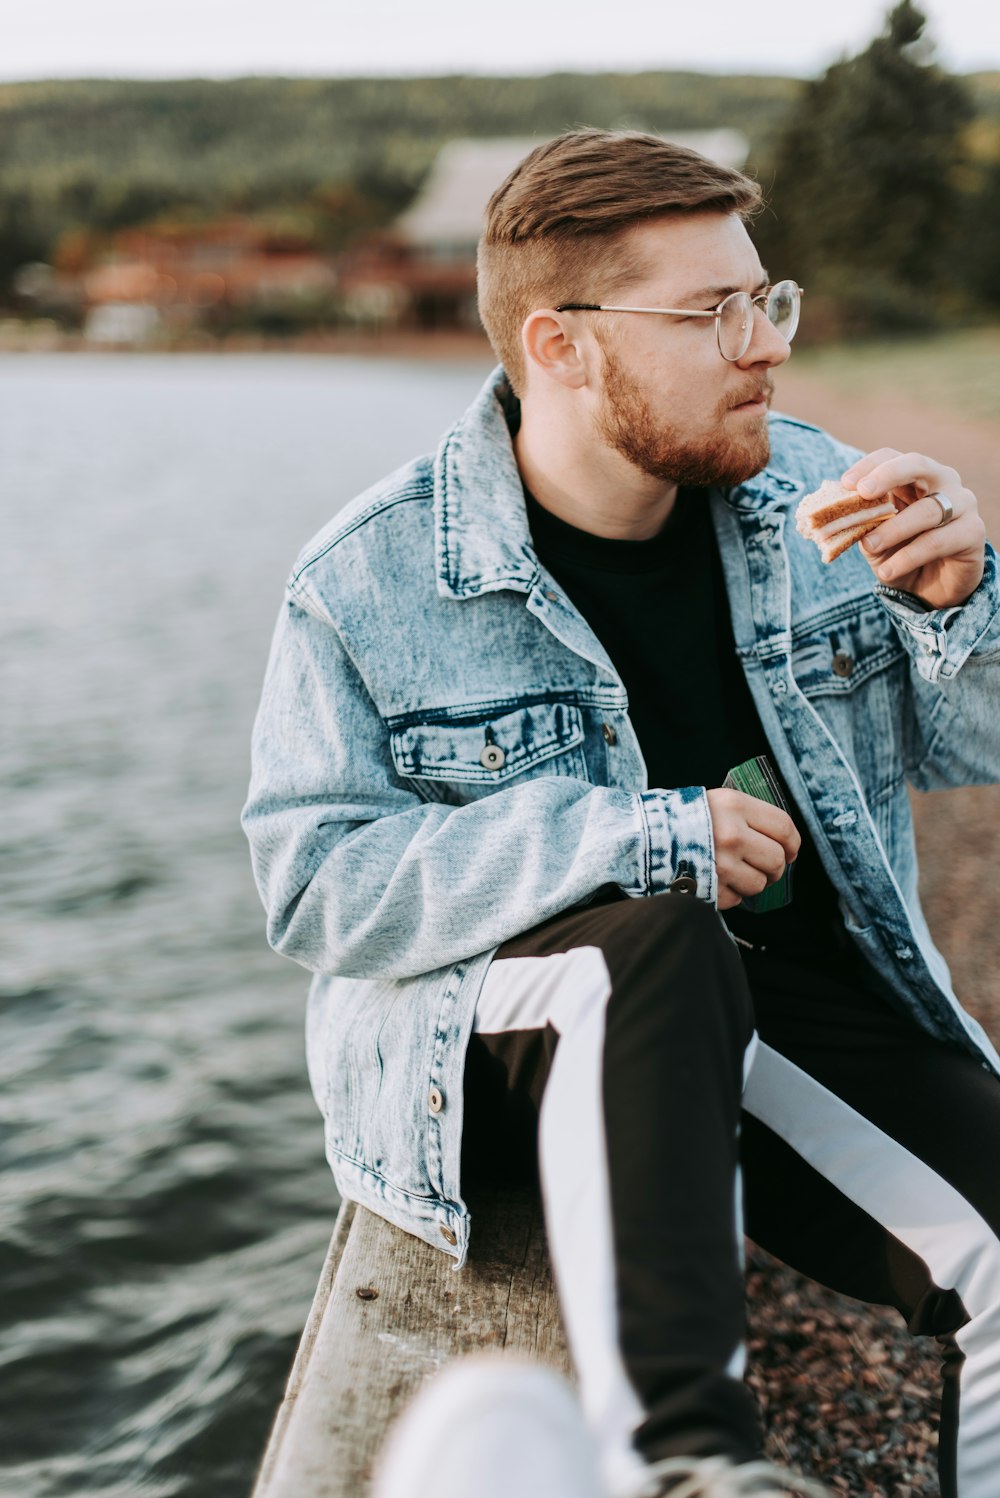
[2,0,999,83]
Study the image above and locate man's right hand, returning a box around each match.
[706,787,801,910]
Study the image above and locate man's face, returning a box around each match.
[589,213,792,488]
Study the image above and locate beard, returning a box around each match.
[595,342,773,489]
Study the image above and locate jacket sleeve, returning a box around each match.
[877,541,1000,790]
[241,591,717,982]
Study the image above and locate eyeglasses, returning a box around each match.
[555,279,803,362]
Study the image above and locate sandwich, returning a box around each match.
[795,479,896,563]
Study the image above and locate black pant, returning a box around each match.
[463,891,1000,1497]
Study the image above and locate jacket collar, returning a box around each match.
[433,365,800,598]
[725,466,802,515]
[434,367,538,600]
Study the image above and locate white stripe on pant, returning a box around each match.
[744,1043,1000,1498]
[475,945,650,1495]
[473,913,1000,1497]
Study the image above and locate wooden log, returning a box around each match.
[252,1185,569,1498]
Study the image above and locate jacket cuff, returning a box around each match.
[638,786,717,905]
[875,542,1000,683]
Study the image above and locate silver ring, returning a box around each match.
[930,492,955,526]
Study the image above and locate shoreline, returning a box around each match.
[0,323,496,359]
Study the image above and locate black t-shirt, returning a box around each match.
[525,487,857,962]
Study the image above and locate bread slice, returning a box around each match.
[795,479,896,563]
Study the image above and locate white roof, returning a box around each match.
[396,130,750,248]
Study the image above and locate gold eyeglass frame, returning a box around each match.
[555,279,803,362]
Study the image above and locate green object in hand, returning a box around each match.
[722,754,796,913]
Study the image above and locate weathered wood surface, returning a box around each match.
[252,1186,569,1498]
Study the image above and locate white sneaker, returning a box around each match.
[372,1355,605,1498]
[629,1454,831,1498]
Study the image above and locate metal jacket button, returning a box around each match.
[439,1225,458,1245]
[428,1086,445,1114]
[832,651,854,678]
[670,875,698,895]
[479,743,506,770]
[602,722,617,745]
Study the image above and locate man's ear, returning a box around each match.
[520,309,592,390]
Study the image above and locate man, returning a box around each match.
[242,130,1000,1498]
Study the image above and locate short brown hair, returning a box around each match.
[477,128,763,393]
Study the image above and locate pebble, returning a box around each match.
[745,1245,941,1495]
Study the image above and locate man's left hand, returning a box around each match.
[840,449,987,610]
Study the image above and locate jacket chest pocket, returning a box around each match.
[791,601,906,806]
[389,701,587,803]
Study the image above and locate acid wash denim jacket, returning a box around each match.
[243,365,1000,1268]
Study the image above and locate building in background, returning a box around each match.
[14,218,339,345]
[10,130,749,343]
[338,130,749,330]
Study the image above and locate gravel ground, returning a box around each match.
[743,369,1000,1496]
[747,1246,943,1495]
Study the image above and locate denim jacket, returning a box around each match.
[243,366,1000,1267]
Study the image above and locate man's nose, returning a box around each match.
[737,308,792,369]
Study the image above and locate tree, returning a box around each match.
[0,192,48,302]
[759,1,974,333]
[961,156,1000,309]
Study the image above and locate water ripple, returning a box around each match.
[1,353,495,1498]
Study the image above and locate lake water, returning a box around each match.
[1,353,495,1498]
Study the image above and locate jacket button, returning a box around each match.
[602,722,617,745]
[832,651,854,678]
[670,875,698,895]
[439,1226,458,1245]
[428,1086,445,1114]
[480,743,506,770]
